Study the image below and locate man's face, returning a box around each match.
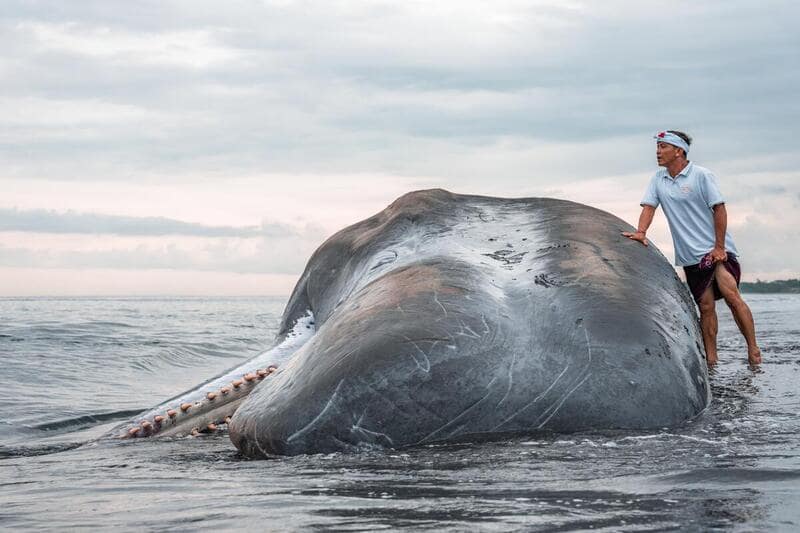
[656,141,682,167]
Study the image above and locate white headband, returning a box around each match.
[654,131,689,153]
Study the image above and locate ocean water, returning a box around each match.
[0,295,798,532]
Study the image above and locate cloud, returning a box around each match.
[0,267,297,296]
[0,236,317,275]
[0,0,797,292]
[733,219,800,274]
[2,1,797,183]
[0,208,330,276]
[0,207,310,238]
[19,22,245,69]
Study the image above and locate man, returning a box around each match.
[623,130,761,367]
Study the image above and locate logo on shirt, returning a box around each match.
[680,186,693,195]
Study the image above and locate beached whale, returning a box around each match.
[115,189,709,456]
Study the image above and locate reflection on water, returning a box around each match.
[0,295,798,531]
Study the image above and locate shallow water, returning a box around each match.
[1,295,798,531]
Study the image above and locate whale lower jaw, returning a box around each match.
[120,368,274,439]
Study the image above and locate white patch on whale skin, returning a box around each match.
[334,200,552,314]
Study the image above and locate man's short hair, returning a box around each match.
[667,130,692,156]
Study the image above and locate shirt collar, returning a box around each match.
[677,161,693,177]
[661,161,693,180]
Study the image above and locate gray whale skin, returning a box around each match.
[228,189,709,457]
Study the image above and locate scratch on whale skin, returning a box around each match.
[536,373,591,428]
[287,379,345,443]
[432,290,448,318]
[401,335,432,373]
[535,327,594,428]
[497,347,517,407]
[491,364,570,431]
[351,411,395,446]
[417,376,499,444]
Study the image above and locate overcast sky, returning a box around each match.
[1,0,798,296]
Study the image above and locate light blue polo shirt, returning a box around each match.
[641,162,739,266]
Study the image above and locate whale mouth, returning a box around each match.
[121,366,277,439]
[113,312,316,439]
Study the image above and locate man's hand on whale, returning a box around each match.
[622,229,649,246]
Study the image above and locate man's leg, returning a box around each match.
[714,262,762,365]
[697,284,718,366]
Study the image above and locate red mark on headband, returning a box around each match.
[657,132,666,138]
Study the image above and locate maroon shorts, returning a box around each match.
[683,255,741,305]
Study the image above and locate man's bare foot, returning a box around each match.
[706,354,718,368]
[748,348,762,366]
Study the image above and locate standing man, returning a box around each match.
[623,131,762,367]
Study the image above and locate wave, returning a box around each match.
[661,467,800,484]
[30,409,145,433]
[0,442,83,459]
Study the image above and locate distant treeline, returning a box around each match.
[740,279,800,293]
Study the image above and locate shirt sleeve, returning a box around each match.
[699,170,725,208]
[640,174,660,208]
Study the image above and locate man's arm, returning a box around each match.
[710,203,728,262]
[622,205,656,246]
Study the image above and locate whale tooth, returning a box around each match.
[154,415,165,423]
[191,428,200,436]
[256,369,267,378]
[207,424,217,432]
[127,427,140,437]
[207,392,217,400]
[268,365,277,373]
[180,403,192,412]
[232,379,243,388]
[224,416,232,424]
[141,420,152,429]
[220,387,230,394]
[167,409,177,418]
[244,373,255,382]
